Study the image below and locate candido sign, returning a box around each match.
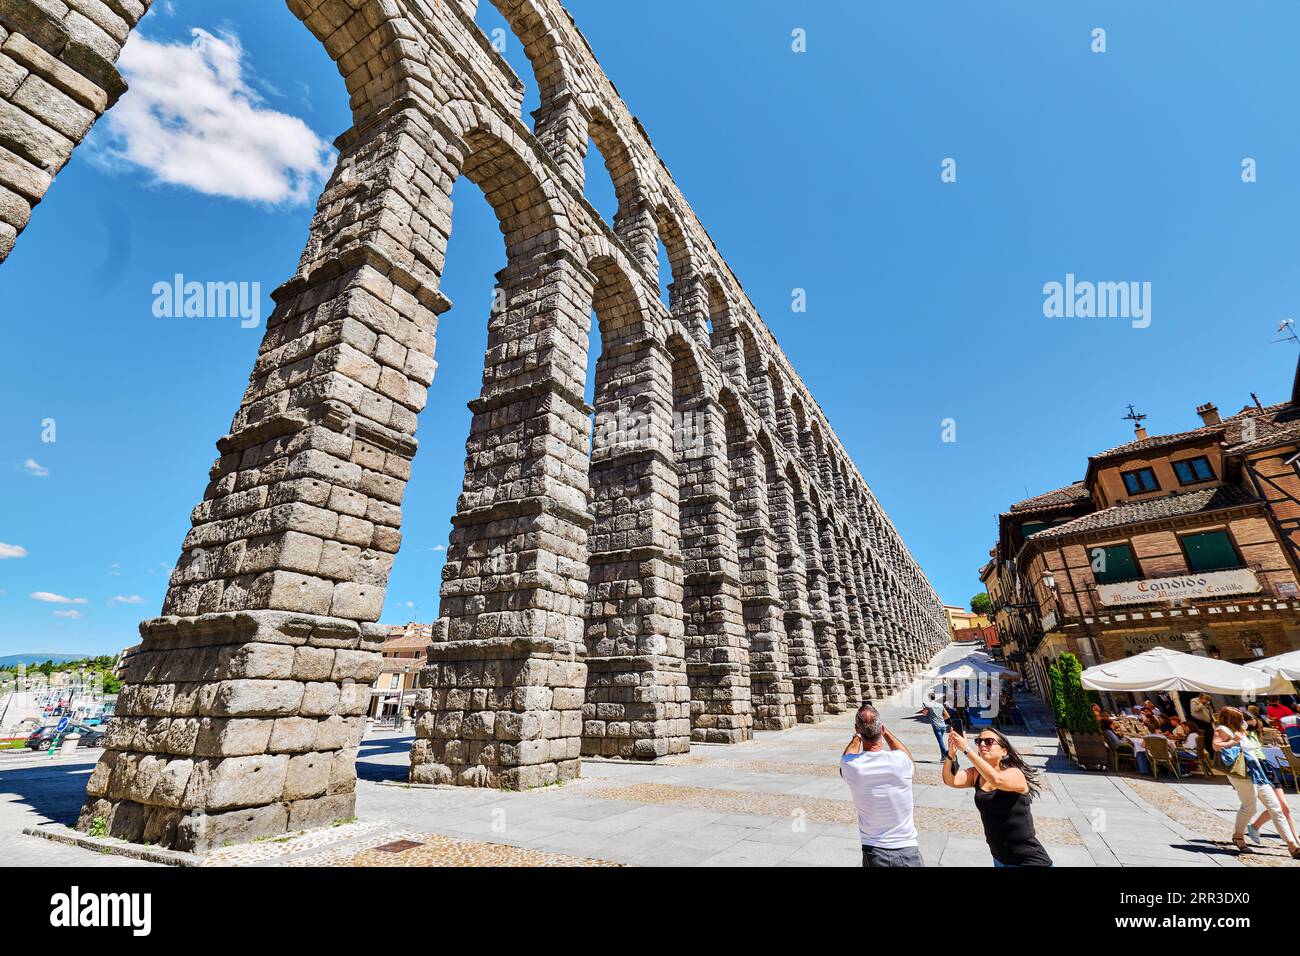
[1098,569,1261,607]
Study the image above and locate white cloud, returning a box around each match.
[30,592,89,605]
[0,542,27,559]
[23,458,49,477]
[93,28,335,205]
[109,594,145,605]
[108,562,121,576]
[53,610,82,619]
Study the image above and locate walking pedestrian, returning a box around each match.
[942,726,1053,867]
[1213,707,1300,859]
[841,703,923,867]
[1190,693,1215,741]
[917,692,951,761]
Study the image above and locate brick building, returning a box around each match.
[982,361,1300,702]
[368,623,433,722]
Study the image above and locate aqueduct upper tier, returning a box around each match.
[0,0,950,850]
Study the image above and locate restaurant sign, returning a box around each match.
[1118,632,1192,654]
[1097,568,1261,607]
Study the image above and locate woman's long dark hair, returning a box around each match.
[980,727,1043,799]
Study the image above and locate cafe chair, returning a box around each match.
[1144,735,1180,780]
[1104,731,1138,774]
[1277,745,1300,794]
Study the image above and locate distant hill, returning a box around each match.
[0,654,91,668]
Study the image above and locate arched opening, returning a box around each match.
[655,203,691,316]
[470,0,569,131]
[704,275,734,377]
[585,111,643,237]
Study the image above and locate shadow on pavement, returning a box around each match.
[0,759,96,826]
[357,734,413,783]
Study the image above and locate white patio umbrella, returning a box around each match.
[1246,650,1300,683]
[1081,647,1292,706]
[933,656,1017,681]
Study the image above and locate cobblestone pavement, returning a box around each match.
[4,642,1295,867]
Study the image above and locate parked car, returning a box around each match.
[24,723,106,750]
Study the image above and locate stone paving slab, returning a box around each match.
[5,642,1296,867]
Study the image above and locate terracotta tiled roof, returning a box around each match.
[1031,485,1261,541]
[1007,482,1091,513]
[1093,404,1289,462]
[1224,408,1300,454]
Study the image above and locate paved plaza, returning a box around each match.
[3,643,1296,867]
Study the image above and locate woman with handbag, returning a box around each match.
[1241,724,1298,848]
[1213,707,1300,859]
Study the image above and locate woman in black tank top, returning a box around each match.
[942,726,1053,867]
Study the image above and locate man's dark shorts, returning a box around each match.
[861,844,925,867]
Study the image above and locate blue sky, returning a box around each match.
[2,0,1299,655]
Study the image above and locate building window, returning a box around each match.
[1090,543,1142,584]
[1172,456,1214,485]
[389,674,400,690]
[1021,521,1048,539]
[1121,467,1160,495]
[1180,530,1243,573]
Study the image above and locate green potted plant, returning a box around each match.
[1053,653,1105,769]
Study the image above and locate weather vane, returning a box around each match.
[1273,319,1299,345]
[1122,404,1147,428]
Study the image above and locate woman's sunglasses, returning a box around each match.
[976,736,1000,748]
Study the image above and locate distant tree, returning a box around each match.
[970,593,992,616]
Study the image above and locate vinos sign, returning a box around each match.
[1097,569,1261,607]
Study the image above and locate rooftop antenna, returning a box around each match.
[1273,319,1299,346]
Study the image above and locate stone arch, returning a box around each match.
[771,364,798,453]
[479,0,574,100]
[292,0,428,123]
[585,106,656,258]
[789,392,811,460]
[654,202,705,336]
[440,101,570,260]
[734,321,771,424]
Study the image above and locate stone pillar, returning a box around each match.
[669,271,710,349]
[678,394,751,743]
[582,337,690,760]
[531,90,588,190]
[835,528,869,704]
[618,195,659,277]
[821,520,860,706]
[799,501,845,715]
[769,464,822,722]
[411,248,595,789]
[736,439,795,730]
[81,104,449,850]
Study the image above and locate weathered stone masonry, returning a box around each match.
[2,0,950,850]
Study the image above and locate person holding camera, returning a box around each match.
[942,725,1053,867]
[840,702,924,867]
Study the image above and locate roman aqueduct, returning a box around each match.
[0,0,950,850]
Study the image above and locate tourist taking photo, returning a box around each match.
[942,726,1053,867]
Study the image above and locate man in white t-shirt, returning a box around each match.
[840,702,923,867]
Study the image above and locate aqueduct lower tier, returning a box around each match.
[0,0,950,850]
